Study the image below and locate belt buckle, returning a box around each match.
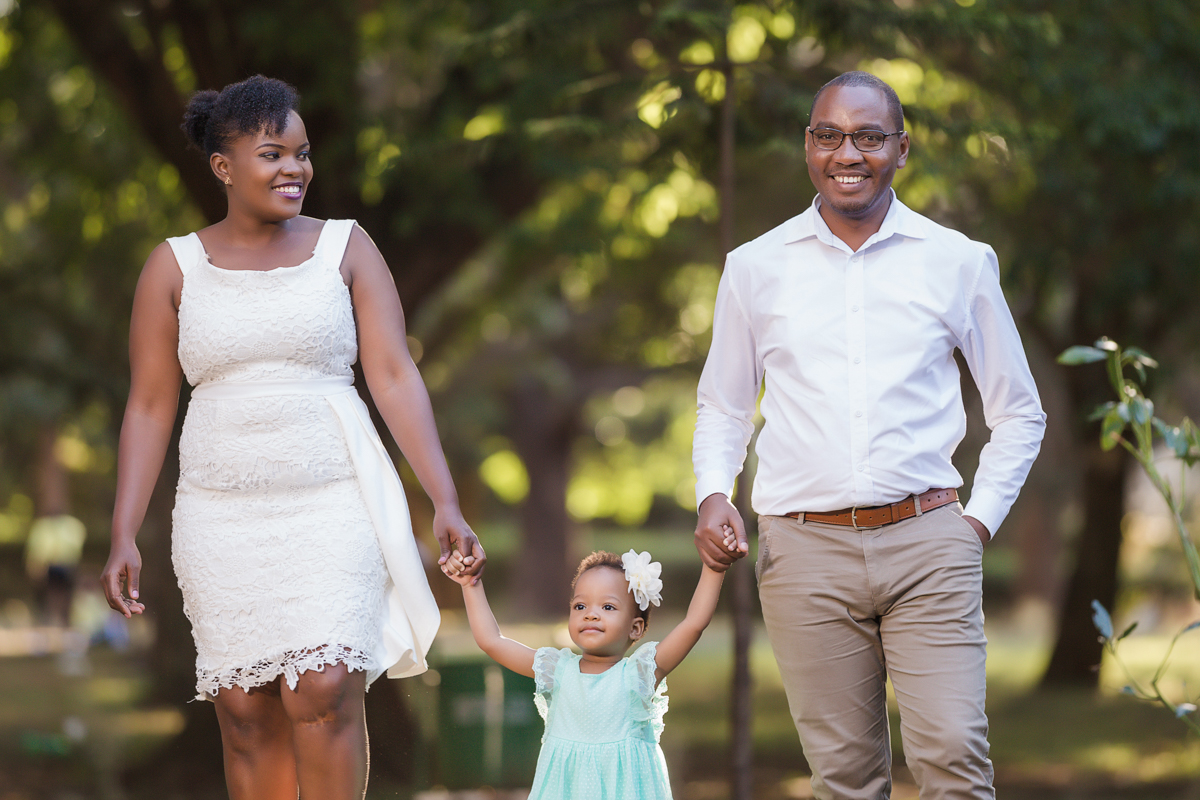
[850,506,883,531]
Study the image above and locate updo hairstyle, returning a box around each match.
[571,550,651,625]
[181,75,300,157]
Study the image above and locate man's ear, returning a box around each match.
[630,617,646,641]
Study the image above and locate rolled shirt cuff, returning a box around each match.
[962,487,1008,539]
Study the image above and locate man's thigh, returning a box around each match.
[756,514,892,800]
[871,505,993,800]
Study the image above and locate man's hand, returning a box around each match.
[963,515,991,547]
[694,493,749,571]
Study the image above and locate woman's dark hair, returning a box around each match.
[571,551,651,626]
[181,75,300,157]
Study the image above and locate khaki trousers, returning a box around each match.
[757,504,994,800]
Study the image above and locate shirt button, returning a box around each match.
[851,305,859,312]
[855,410,863,417]
[858,464,866,472]
[854,357,861,364]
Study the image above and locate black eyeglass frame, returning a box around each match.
[806,126,906,153]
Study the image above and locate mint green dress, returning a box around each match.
[530,642,671,799]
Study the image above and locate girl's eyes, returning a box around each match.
[573,603,585,610]
[603,604,615,611]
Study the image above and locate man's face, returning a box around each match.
[805,85,908,225]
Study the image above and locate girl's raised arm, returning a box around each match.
[652,565,725,683]
[444,567,538,677]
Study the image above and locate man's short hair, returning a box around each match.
[809,71,904,131]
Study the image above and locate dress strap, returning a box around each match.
[165,233,206,277]
[313,219,356,272]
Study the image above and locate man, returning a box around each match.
[692,71,1045,800]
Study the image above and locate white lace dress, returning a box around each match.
[166,219,439,701]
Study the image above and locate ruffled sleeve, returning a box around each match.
[626,641,669,741]
[532,647,570,722]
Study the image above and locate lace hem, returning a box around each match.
[193,643,374,702]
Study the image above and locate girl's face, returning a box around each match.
[568,566,645,658]
[210,109,312,222]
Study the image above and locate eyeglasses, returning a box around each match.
[807,127,905,152]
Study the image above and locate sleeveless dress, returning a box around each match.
[530,642,672,800]
[166,219,439,701]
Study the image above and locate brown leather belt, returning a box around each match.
[784,488,958,530]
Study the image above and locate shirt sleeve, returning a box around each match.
[958,245,1047,536]
[693,254,763,509]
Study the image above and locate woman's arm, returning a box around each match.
[102,243,185,617]
[651,565,725,683]
[343,225,484,577]
[443,567,537,677]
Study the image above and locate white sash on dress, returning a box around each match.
[191,376,441,680]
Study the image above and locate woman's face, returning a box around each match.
[211,109,312,222]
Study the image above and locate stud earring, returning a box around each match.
[224,178,232,185]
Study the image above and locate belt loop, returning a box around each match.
[796,512,805,524]
[913,492,924,517]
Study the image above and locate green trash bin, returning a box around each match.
[434,660,542,789]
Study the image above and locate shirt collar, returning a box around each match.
[783,189,929,250]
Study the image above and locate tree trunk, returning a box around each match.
[509,377,577,620]
[1038,442,1127,688]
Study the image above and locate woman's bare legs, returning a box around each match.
[213,679,298,800]
[282,663,368,799]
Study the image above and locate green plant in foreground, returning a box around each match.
[1059,337,1200,733]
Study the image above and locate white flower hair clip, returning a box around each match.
[621,549,663,611]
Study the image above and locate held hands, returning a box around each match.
[434,506,485,584]
[101,542,146,618]
[440,550,478,587]
[694,493,749,572]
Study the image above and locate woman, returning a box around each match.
[101,75,484,798]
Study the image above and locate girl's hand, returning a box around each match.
[433,507,486,584]
[101,541,146,618]
[440,550,475,586]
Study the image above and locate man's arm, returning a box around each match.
[958,246,1047,539]
[693,259,761,568]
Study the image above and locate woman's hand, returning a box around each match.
[433,507,486,585]
[101,541,146,618]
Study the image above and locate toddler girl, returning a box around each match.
[442,547,726,799]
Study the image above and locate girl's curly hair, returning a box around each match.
[572,550,651,625]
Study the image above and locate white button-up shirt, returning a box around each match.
[693,193,1045,536]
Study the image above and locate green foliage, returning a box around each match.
[1061,339,1200,732]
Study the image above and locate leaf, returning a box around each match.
[1123,347,1159,369]
[1154,419,1190,459]
[1101,407,1126,451]
[1088,401,1117,422]
[1058,346,1107,365]
[1117,621,1139,641]
[1130,397,1153,425]
[1092,600,1114,639]
[1176,703,1197,718]
[1094,337,1119,352]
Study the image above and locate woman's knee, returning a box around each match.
[214,685,289,752]
[283,664,365,729]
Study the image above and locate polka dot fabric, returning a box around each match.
[529,642,672,799]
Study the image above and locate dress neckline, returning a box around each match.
[193,220,329,274]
